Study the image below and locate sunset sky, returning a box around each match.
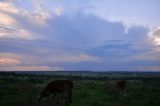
[0,0,160,71]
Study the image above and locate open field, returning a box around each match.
[0,71,160,106]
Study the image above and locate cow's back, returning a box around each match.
[46,80,73,91]
[40,80,73,100]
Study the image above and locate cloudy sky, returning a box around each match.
[0,0,160,71]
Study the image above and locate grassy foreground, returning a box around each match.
[0,72,160,106]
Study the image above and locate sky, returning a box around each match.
[0,0,160,71]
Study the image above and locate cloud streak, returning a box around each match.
[0,65,63,71]
[0,58,21,64]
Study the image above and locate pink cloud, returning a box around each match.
[0,58,21,64]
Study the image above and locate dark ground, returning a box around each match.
[0,71,160,106]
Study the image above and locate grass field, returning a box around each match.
[0,71,160,106]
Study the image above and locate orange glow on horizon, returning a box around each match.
[0,58,21,64]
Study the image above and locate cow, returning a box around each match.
[112,80,127,100]
[116,80,127,92]
[39,80,73,106]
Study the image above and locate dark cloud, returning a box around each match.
[100,43,131,50]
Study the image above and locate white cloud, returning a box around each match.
[0,24,37,40]
[0,13,15,25]
[0,0,159,71]
[0,1,39,40]
[0,0,50,40]
[0,2,19,14]
[149,27,160,46]
[15,0,51,26]
[54,6,63,16]
[20,9,50,26]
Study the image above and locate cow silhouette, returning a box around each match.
[39,80,73,106]
[112,80,127,100]
[116,80,126,92]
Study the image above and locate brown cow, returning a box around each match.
[112,80,127,100]
[39,80,73,106]
[116,80,127,92]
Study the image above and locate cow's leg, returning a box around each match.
[51,93,58,104]
[39,95,49,106]
[55,93,61,104]
[39,92,49,106]
[64,92,70,106]
[69,90,72,103]
[65,101,69,106]
[51,93,55,100]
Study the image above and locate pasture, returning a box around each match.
[0,71,160,106]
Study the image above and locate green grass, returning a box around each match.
[0,77,160,106]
